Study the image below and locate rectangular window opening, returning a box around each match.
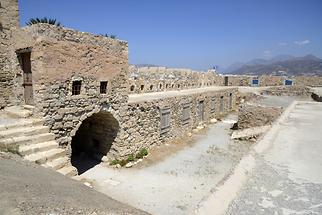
[100,81,108,94]
[72,81,82,95]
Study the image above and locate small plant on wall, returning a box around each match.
[109,148,149,167]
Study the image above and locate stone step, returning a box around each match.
[4,106,33,118]
[43,156,69,170]
[23,105,35,111]
[24,148,66,164]
[0,118,44,132]
[0,126,49,139]
[57,165,78,177]
[0,133,55,146]
[19,141,58,156]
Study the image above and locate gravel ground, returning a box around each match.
[0,153,148,215]
[80,114,252,215]
[226,102,322,215]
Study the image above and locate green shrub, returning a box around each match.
[127,154,135,162]
[109,159,120,166]
[119,159,128,167]
[136,148,148,159]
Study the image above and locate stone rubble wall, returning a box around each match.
[0,0,19,108]
[237,103,283,130]
[123,88,237,154]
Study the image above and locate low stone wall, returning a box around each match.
[262,86,311,96]
[237,103,282,130]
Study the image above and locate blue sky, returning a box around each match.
[19,0,322,70]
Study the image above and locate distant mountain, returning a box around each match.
[222,55,295,73]
[226,55,322,76]
[135,64,159,68]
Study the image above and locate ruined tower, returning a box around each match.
[0,0,20,107]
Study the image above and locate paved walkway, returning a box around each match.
[226,101,322,215]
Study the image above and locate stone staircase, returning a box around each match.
[0,114,77,177]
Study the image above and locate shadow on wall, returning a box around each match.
[71,111,119,174]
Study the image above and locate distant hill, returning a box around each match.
[225,55,322,76]
[134,64,159,68]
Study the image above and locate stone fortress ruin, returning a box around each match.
[1,0,322,177]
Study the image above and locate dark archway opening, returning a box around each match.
[71,111,119,174]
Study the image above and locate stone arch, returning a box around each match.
[70,110,120,174]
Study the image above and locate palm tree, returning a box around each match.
[101,33,117,39]
[26,17,61,26]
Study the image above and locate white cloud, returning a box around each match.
[294,40,310,46]
[278,42,287,46]
[263,50,272,58]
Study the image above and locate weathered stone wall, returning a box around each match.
[10,24,130,158]
[129,66,223,94]
[0,0,19,107]
[123,88,237,152]
[237,103,283,129]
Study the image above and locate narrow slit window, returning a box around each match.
[181,103,191,126]
[160,107,171,135]
[211,97,216,113]
[72,81,82,95]
[100,81,108,94]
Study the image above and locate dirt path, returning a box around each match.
[79,114,252,215]
[0,153,148,215]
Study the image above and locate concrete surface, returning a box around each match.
[0,153,148,215]
[226,101,322,214]
[80,114,252,215]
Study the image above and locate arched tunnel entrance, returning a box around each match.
[71,111,119,174]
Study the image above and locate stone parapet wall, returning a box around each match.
[129,66,223,94]
[223,75,322,87]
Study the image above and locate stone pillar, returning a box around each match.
[0,0,20,107]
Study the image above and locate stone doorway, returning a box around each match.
[71,111,119,174]
[17,51,34,105]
